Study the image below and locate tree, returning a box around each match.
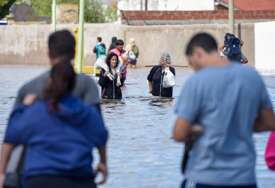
[30,0,107,23]
[0,0,17,19]
[85,0,105,23]
[0,0,118,23]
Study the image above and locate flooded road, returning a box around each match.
[1,65,275,188]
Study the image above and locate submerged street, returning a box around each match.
[1,65,275,188]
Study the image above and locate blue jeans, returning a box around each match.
[182,180,257,188]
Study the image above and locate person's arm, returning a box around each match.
[173,118,203,143]
[93,46,97,54]
[254,109,275,132]
[147,66,157,93]
[0,95,36,187]
[96,146,108,185]
[173,78,203,143]
[87,107,108,185]
[254,80,275,132]
[0,85,26,186]
[148,81,153,93]
[0,143,14,186]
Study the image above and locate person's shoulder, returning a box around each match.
[229,63,261,78]
[21,100,47,118]
[77,73,96,83]
[18,72,49,93]
[152,65,161,69]
[169,66,176,71]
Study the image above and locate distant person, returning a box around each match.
[173,33,275,188]
[1,60,108,188]
[147,53,175,98]
[0,30,103,188]
[93,37,106,60]
[221,33,248,64]
[108,36,117,52]
[98,53,122,100]
[126,38,139,68]
[110,39,128,86]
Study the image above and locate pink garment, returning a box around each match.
[265,132,275,171]
[110,48,121,57]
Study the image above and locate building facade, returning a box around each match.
[118,0,215,11]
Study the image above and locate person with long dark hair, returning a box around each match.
[98,53,122,100]
[108,36,117,52]
[1,59,108,188]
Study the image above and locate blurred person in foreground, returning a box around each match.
[0,30,106,187]
[173,33,275,188]
[1,59,108,188]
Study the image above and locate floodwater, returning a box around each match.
[1,65,275,188]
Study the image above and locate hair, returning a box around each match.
[116,39,124,46]
[44,59,76,112]
[48,30,76,61]
[111,36,117,43]
[97,37,102,42]
[185,33,218,56]
[106,53,119,72]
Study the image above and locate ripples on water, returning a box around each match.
[0,65,275,188]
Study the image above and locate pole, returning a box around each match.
[77,0,85,73]
[145,0,148,11]
[228,0,235,34]
[51,0,56,31]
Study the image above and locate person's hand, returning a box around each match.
[116,77,122,87]
[23,94,37,106]
[185,125,204,145]
[95,163,108,185]
[0,174,5,188]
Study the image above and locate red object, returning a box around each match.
[223,0,275,11]
[265,132,275,171]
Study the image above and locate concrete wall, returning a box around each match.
[0,23,255,67]
[255,21,275,72]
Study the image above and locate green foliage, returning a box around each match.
[85,0,105,23]
[0,0,16,19]
[29,0,118,23]
[0,0,9,6]
[105,3,118,22]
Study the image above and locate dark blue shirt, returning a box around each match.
[5,96,108,179]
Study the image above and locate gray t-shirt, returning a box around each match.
[175,63,272,185]
[14,71,100,106]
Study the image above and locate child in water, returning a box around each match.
[99,53,123,100]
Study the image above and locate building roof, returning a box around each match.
[222,0,275,11]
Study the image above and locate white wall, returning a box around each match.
[118,0,215,11]
[255,21,275,72]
